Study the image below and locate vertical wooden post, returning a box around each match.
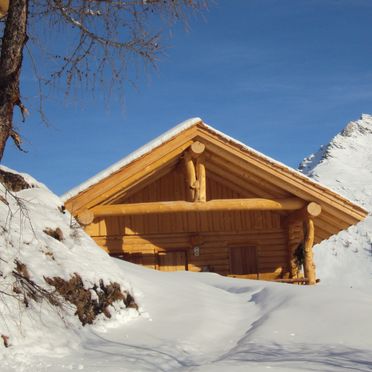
[303,217,316,285]
[288,223,299,279]
[287,203,321,283]
[287,218,303,279]
[184,141,206,202]
[183,151,196,201]
[196,155,206,202]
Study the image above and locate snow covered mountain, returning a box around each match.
[299,113,372,210]
[299,114,372,287]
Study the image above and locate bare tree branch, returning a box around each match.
[0,0,208,159]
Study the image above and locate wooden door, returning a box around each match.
[229,246,258,277]
[158,250,188,272]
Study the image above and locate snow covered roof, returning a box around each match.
[61,117,366,214]
[61,118,202,202]
[62,117,368,243]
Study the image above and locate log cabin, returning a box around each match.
[62,118,368,284]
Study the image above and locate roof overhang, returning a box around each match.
[62,118,368,244]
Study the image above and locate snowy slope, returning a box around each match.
[0,166,138,369]
[299,114,372,287]
[11,261,372,371]
[300,113,372,210]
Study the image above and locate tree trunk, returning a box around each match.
[0,0,28,161]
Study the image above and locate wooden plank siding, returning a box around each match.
[85,164,289,280]
[86,166,282,233]
[93,230,288,279]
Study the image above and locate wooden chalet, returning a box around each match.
[62,118,368,284]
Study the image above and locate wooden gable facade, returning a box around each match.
[62,118,368,284]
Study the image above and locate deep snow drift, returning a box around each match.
[300,114,372,287]
[35,262,372,372]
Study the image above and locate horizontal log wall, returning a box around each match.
[85,169,282,236]
[87,211,282,236]
[86,165,289,280]
[93,230,288,280]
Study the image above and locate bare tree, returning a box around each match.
[0,0,207,161]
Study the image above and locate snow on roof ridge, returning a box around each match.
[61,117,202,201]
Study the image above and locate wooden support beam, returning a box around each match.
[286,202,321,276]
[183,151,196,201]
[184,141,206,202]
[196,155,206,202]
[91,197,306,217]
[287,218,303,279]
[303,217,316,285]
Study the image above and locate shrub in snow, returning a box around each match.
[44,274,137,325]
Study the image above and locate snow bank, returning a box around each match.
[0,167,138,369]
[21,261,372,371]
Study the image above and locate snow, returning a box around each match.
[0,166,138,369]
[3,114,372,371]
[6,263,372,371]
[299,113,372,210]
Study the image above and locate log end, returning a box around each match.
[307,202,322,217]
[76,209,94,225]
[190,141,205,157]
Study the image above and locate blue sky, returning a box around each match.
[3,0,372,195]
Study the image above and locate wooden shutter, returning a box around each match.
[158,250,188,272]
[229,246,258,275]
